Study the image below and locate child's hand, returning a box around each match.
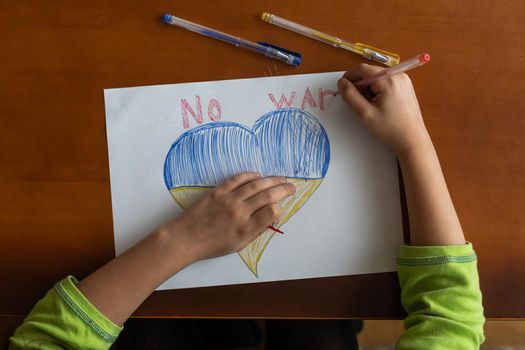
[162,172,296,263]
[337,64,432,157]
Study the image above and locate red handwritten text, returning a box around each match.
[268,87,337,112]
[181,96,222,129]
[208,99,221,121]
[268,91,296,109]
[318,88,337,111]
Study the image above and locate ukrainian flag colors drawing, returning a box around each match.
[164,108,330,276]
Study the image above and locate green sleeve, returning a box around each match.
[396,243,485,350]
[10,276,122,350]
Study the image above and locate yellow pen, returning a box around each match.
[262,12,400,66]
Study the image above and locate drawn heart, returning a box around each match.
[164,107,330,276]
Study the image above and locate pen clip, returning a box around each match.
[355,43,400,66]
[257,42,302,59]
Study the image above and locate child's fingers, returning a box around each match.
[338,78,377,120]
[249,203,282,233]
[216,172,261,194]
[342,63,384,82]
[246,183,296,212]
[233,176,287,200]
[342,64,389,95]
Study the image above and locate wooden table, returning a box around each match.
[1,0,524,319]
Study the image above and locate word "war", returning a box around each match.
[268,87,337,111]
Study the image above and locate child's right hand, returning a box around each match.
[337,64,432,157]
[160,172,296,264]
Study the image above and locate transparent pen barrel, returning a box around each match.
[266,14,341,47]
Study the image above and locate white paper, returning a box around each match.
[104,71,404,290]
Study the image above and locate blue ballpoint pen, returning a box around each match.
[162,13,302,66]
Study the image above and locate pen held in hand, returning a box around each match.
[353,53,431,89]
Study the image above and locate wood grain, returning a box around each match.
[0,0,524,318]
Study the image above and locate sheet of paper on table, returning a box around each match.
[104,71,404,290]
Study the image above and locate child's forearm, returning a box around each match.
[397,133,466,246]
[338,69,466,246]
[77,173,295,326]
[77,226,194,325]
[338,66,483,348]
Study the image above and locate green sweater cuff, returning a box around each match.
[397,242,477,266]
[55,276,123,342]
[10,276,123,350]
[396,242,485,348]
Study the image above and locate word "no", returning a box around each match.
[180,96,222,129]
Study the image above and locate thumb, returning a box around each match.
[338,78,375,120]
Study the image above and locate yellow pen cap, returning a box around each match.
[355,43,400,66]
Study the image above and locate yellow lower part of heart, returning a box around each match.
[169,178,323,277]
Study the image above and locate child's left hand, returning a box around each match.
[160,172,296,263]
[76,172,295,325]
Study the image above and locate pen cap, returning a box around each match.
[354,43,400,66]
[258,42,302,66]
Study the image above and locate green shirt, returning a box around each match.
[9,276,121,350]
[10,243,485,349]
[396,243,485,349]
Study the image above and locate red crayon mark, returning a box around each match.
[300,87,317,110]
[208,98,222,121]
[268,91,296,109]
[268,225,284,234]
[318,88,337,111]
[181,96,203,129]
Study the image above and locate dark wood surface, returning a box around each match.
[1,0,524,318]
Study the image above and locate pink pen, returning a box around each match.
[353,53,431,89]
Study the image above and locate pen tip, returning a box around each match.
[261,12,271,22]
[162,14,171,24]
[420,53,431,63]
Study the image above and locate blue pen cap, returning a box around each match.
[258,42,302,66]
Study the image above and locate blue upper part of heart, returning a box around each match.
[164,107,330,189]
